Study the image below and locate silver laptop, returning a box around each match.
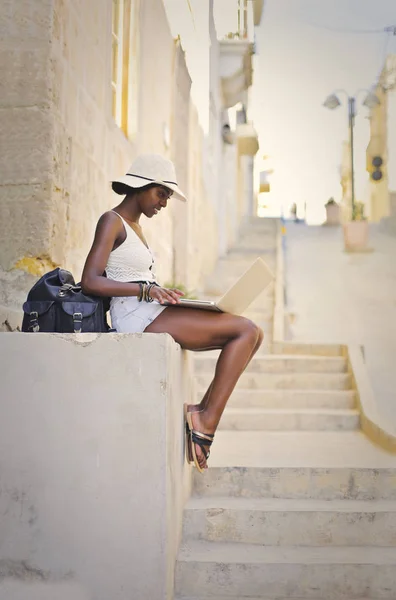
[164,257,274,315]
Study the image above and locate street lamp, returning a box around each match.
[323,89,380,219]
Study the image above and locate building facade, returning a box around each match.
[163,0,263,255]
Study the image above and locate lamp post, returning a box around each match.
[323,89,380,220]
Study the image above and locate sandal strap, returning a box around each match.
[191,431,213,460]
[191,429,214,444]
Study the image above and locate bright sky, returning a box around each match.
[214,0,396,223]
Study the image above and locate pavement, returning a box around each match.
[284,221,396,424]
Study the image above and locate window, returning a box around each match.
[111,0,139,138]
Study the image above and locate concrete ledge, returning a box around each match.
[0,332,193,599]
[347,344,396,454]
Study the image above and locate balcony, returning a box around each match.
[219,37,254,108]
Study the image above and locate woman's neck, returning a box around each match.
[116,197,141,224]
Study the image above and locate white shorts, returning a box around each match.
[110,296,167,333]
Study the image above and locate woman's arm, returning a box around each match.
[81,212,140,297]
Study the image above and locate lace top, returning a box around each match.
[105,211,157,282]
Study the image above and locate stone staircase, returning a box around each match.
[194,354,359,432]
[202,218,277,354]
[175,218,396,600]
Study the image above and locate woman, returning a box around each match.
[81,154,264,472]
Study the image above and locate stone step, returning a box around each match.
[237,230,277,240]
[182,497,396,546]
[196,372,352,390]
[272,341,345,356]
[201,389,356,409]
[207,259,274,277]
[243,314,273,325]
[175,542,396,599]
[228,247,277,259]
[210,266,275,278]
[205,430,396,471]
[217,408,360,431]
[193,465,396,501]
[240,217,278,230]
[176,597,386,600]
[237,237,277,249]
[195,355,347,374]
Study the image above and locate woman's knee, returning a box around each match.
[237,316,262,341]
[256,325,264,347]
[245,319,264,348]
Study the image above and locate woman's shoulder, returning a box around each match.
[93,210,125,241]
[96,210,124,229]
[98,209,121,222]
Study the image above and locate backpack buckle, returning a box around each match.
[58,283,79,297]
[73,312,83,333]
[29,311,40,332]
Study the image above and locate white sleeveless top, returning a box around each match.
[105,211,157,282]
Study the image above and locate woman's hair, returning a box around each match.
[111,182,162,196]
[111,182,173,197]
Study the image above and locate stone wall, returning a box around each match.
[0,0,220,330]
[0,332,193,600]
[0,0,56,329]
[170,41,191,286]
[50,0,176,282]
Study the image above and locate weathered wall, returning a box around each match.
[1,0,221,329]
[187,103,218,290]
[170,42,191,286]
[50,0,176,281]
[0,332,193,600]
[0,0,56,329]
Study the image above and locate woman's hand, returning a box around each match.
[149,286,184,305]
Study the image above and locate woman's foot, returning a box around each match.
[186,402,203,413]
[187,410,216,471]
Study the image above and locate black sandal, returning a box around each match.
[183,403,194,464]
[186,411,214,473]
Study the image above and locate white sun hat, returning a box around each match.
[111,153,187,202]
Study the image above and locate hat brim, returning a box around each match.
[111,175,187,202]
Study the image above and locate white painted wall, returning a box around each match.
[0,332,193,600]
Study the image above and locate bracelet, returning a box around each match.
[146,283,155,303]
[137,281,158,302]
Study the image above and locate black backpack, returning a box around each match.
[22,268,111,333]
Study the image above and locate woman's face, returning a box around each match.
[138,185,173,218]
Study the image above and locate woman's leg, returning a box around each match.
[145,307,264,469]
[191,328,264,413]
